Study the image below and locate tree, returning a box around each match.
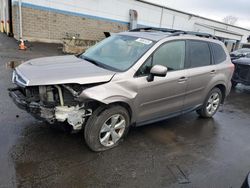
[223,15,238,25]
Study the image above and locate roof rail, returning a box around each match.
[130,27,181,33]
[129,27,218,40]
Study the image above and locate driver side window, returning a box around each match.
[153,40,185,71]
[136,40,186,76]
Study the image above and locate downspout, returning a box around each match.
[18,0,22,39]
[159,7,163,27]
[171,15,175,29]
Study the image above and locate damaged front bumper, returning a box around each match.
[9,88,92,131]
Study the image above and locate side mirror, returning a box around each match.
[147,65,168,82]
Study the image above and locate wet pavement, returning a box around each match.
[0,33,250,188]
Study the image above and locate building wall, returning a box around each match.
[0,0,9,33]
[12,4,128,43]
[10,0,250,45]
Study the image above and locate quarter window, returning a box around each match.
[188,41,211,68]
[210,43,227,64]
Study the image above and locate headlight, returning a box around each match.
[12,70,29,87]
[12,71,16,83]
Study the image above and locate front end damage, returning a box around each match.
[9,83,93,131]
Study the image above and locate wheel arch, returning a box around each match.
[211,83,227,104]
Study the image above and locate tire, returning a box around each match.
[232,80,238,88]
[196,87,222,118]
[84,105,130,152]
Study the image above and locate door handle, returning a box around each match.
[178,77,188,83]
[210,70,216,74]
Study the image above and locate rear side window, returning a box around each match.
[210,43,227,64]
[188,41,211,68]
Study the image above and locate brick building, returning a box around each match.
[1,0,250,51]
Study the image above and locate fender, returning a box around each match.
[78,82,138,123]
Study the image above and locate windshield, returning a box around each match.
[80,35,154,71]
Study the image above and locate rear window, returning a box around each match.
[188,41,211,68]
[210,43,227,64]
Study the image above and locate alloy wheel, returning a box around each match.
[206,92,220,115]
[99,114,126,147]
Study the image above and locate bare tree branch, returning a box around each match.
[223,15,238,25]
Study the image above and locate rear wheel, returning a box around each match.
[84,105,130,151]
[196,88,222,118]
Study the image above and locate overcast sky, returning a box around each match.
[148,0,250,29]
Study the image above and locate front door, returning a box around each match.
[134,40,188,123]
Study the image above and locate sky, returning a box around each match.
[148,0,250,29]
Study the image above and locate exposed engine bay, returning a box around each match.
[9,84,94,131]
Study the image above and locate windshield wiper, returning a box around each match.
[80,55,120,72]
[81,55,103,67]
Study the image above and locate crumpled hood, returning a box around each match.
[15,55,116,86]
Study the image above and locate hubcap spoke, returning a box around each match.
[100,132,111,146]
[213,93,219,99]
[207,104,212,112]
[213,98,219,105]
[208,98,213,104]
[111,115,119,127]
[114,120,125,130]
[111,131,120,143]
[100,123,110,133]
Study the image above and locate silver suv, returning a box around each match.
[9,28,234,151]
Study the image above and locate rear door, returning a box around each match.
[183,40,216,110]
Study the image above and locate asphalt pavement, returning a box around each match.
[0,33,250,188]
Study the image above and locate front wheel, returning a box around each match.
[84,105,130,151]
[196,88,222,118]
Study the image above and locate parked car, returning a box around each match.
[9,28,234,151]
[232,54,250,87]
[230,48,250,60]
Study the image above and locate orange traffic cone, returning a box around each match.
[19,39,27,50]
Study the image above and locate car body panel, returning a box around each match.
[15,55,116,86]
[184,65,216,109]
[134,69,188,123]
[230,48,250,60]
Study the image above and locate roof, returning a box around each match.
[119,31,221,44]
[195,23,243,36]
[119,27,219,42]
[120,31,170,41]
[136,0,250,32]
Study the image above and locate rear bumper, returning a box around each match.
[9,88,54,123]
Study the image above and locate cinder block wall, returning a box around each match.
[12,5,129,43]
